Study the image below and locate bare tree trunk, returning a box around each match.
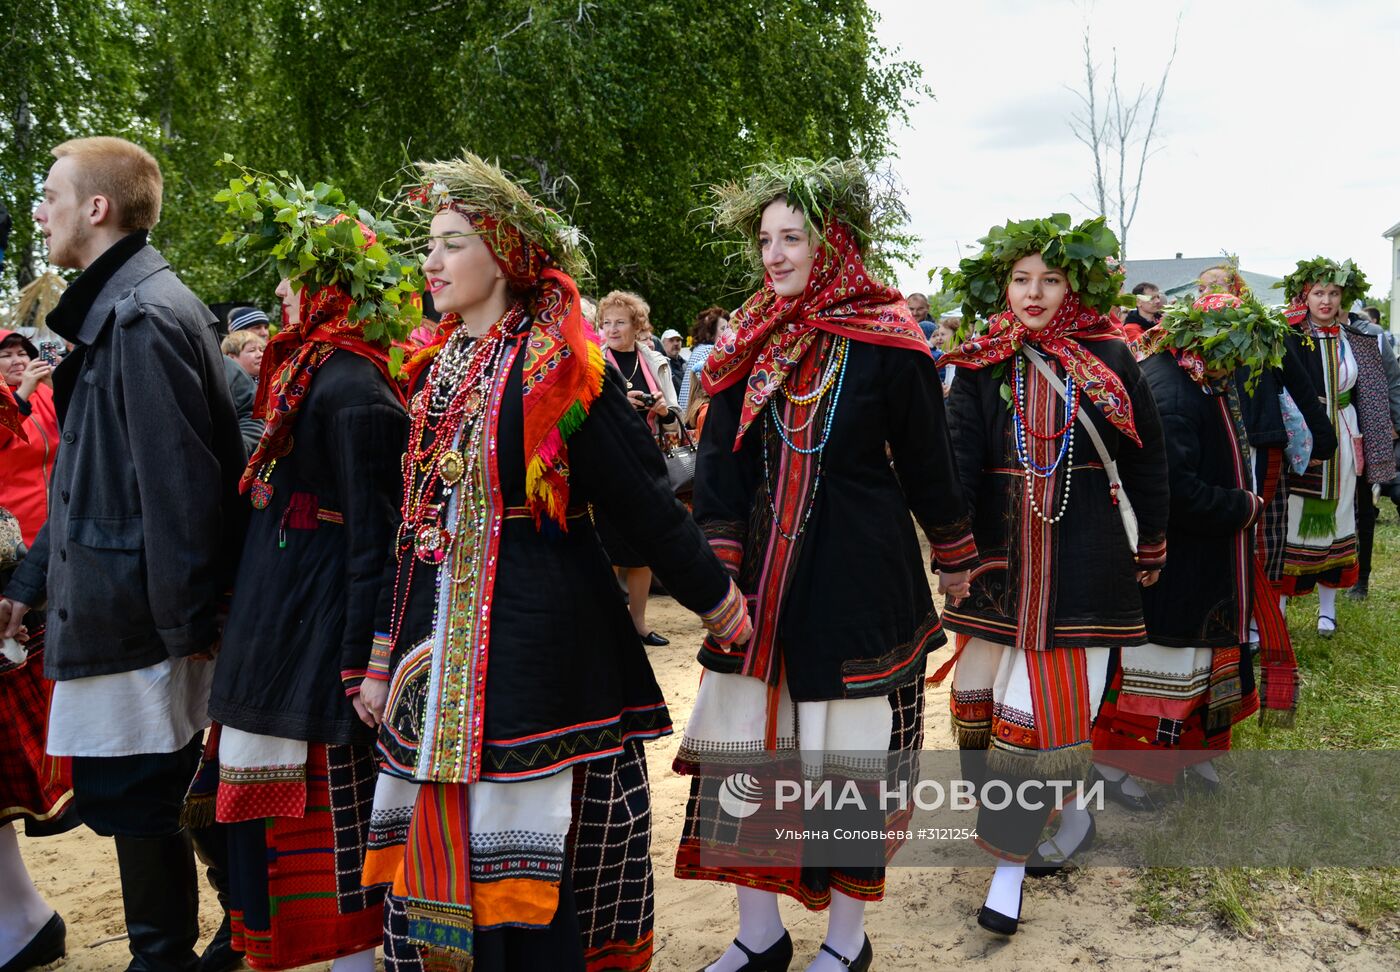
[11,84,35,289]
[1066,14,1181,261]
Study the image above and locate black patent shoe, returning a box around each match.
[0,912,66,972]
[695,930,793,971]
[1025,813,1097,877]
[1088,766,1161,812]
[640,631,670,647]
[818,935,872,970]
[977,889,1023,936]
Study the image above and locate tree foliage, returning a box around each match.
[0,0,921,331]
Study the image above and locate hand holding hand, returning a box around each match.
[938,569,971,606]
[1137,569,1161,587]
[357,678,388,727]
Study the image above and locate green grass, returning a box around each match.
[1134,511,1400,939]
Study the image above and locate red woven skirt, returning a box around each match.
[0,633,75,832]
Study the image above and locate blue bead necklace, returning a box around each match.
[762,337,850,541]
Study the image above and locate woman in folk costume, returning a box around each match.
[937,215,1169,935]
[194,173,420,972]
[1068,294,1297,845]
[354,154,750,972]
[0,389,75,972]
[675,158,977,972]
[1275,258,1396,635]
[1194,263,1336,637]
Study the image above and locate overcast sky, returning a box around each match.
[872,0,1400,299]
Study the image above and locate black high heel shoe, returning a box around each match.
[1025,813,1097,877]
[695,930,792,971]
[0,912,66,972]
[977,888,1023,936]
[818,935,872,970]
[1089,765,1160,812]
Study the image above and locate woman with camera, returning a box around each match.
[596,289,682,645]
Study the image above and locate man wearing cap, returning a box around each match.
[225,304,270,341]
[661,328,686,397]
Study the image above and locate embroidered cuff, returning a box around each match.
[700,579,749,646]
[1135,536,1167,570]
[930,532,978,573]
[367,632,394,681]
[342,669,366,696]
[707,537,743,579]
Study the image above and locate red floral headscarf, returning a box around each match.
[240,218,405,494]
[405,196,604,528]
[701,217,928,448]
[940,291,1140,445]
[0,381,25,442]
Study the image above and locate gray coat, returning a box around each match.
[4,236,247,679]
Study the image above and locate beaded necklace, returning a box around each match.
[1011,354,1076,524]
[400,306,523,565]
[761,336,849,541]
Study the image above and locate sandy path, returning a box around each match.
[22,583,1392,970]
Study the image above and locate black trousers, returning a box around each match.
[1356,480,1379,586]
[70,734,203,837]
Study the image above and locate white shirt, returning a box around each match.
[46,657,214,757]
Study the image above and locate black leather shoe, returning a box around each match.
[1026,813,1097,877]
[818,934,872,970]
[1346,584,1368,601]
[198,915,244,972]
[1089,766,1160,812]
[640,631,670,647]
[694,930,792,971]
[977,889,1023,936]
[0,912,65,972]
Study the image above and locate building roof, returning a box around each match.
[1383,221,1400,239]
[1123,256,1283,300]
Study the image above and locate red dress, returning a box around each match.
[0,377,74,833]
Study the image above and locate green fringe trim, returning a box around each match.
[1297,496,1338,538]
[557,398,589,442]
[1259,707,1297,729]
[986,741,1091,779]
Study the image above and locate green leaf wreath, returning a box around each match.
[1275,256,1370,307]
[1152,293,1292,393]
[213,155,423,351]
[707,156,914,285]
[939,213,1131,324]
[396,152,592,285]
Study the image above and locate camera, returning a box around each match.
[636,392,658,408]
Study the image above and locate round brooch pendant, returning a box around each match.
[250,481,274,511]
[414,525,450,564]
[438,450,465,485]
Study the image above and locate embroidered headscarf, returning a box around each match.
[701,217,928,446]
[239,217,406,494]
[403,156,603,528]
[941,292,1140,445]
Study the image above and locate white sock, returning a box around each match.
[1036,803,1092,862]
[1094,762,1147,797]
[1318,587,1337,625]
[0,824,54,967]
[808,890,866,971]
[330,947,377,972]
[1279,594,1288,616]
[984,863,1025,918]
[1189,759,1220,783]
[1248,620,1260,644]
[706,887,785,972]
